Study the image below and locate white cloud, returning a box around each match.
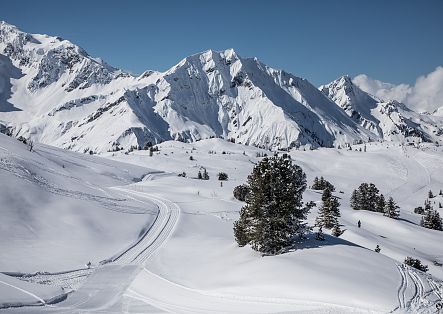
[353,66,443,113]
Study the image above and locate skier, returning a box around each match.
[375,245,381,253]
[357,220,361,228]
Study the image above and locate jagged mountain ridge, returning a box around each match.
[320,76,443,143]
[0,21,439,153]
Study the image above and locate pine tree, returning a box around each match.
[350,189,360,210]
[384,197,400,219]
[202,168,209,180]
[428,190,434,199]
[376,194,386,213]
[332,223,342,237]
[312,176,320,189]
[351,183,381,212]
[316,188,340,229]
[366,183,380,211]
[420,205,443,231]
[233,184,250,202]
[233,154,309,254]
[319,176,325,188]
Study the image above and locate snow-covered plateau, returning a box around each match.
[1,20,443,313]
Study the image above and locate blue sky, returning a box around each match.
[2,0,442,86]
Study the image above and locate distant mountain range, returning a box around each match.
[1,21,442,153]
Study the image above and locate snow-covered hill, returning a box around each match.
[0,21,400,153]
[1,133,443,312]
[320,76,443,144]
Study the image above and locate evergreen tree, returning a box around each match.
[233,154,309,254]
[350,190,360,210]
[218,172,228,181]
[312,177,320,189]
[331,223,342,237]
[202,168,209,180]
[233,184,250,202]
[366,183,380,211]
[319,176,325,188]
[316,188,340,229]
[384,197,400,219]
[420,205,443,231]
[404,257,428,272]
[376,194,386,213]
[350,183,381,212]
[428,190,434,199]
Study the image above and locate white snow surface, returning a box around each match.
[1,134,443,313]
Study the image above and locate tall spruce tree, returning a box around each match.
[350,190,360,210]
[376,194,386,213]
[233,154,309,254]
[316,188,340,229]
[384,197,400,219]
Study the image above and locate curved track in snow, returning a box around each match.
[394,264,443,313]
[108,187,180,265]
[4,174,181,312]
[123,268,373,314]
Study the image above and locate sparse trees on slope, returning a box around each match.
[233,154,309,255]
[420,205,443,231]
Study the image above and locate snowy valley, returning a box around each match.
[0,20,443,314]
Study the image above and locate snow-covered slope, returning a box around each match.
[0,21,379,152]
[2,134,443,313]
[320,76,443,144]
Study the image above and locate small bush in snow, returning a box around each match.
[233,184,250,202]
[218,172,228,181]
[404,257,428,272]
[414,206,425,215]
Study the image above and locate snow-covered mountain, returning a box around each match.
[0,21,441,153]
[0,21,375,153]
[320,75,443,143]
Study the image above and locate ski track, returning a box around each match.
[1,174,181,312]
[0,279,47,306]
[394,264,443,313]
[0,157,150,214]
[3,149,443,312]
